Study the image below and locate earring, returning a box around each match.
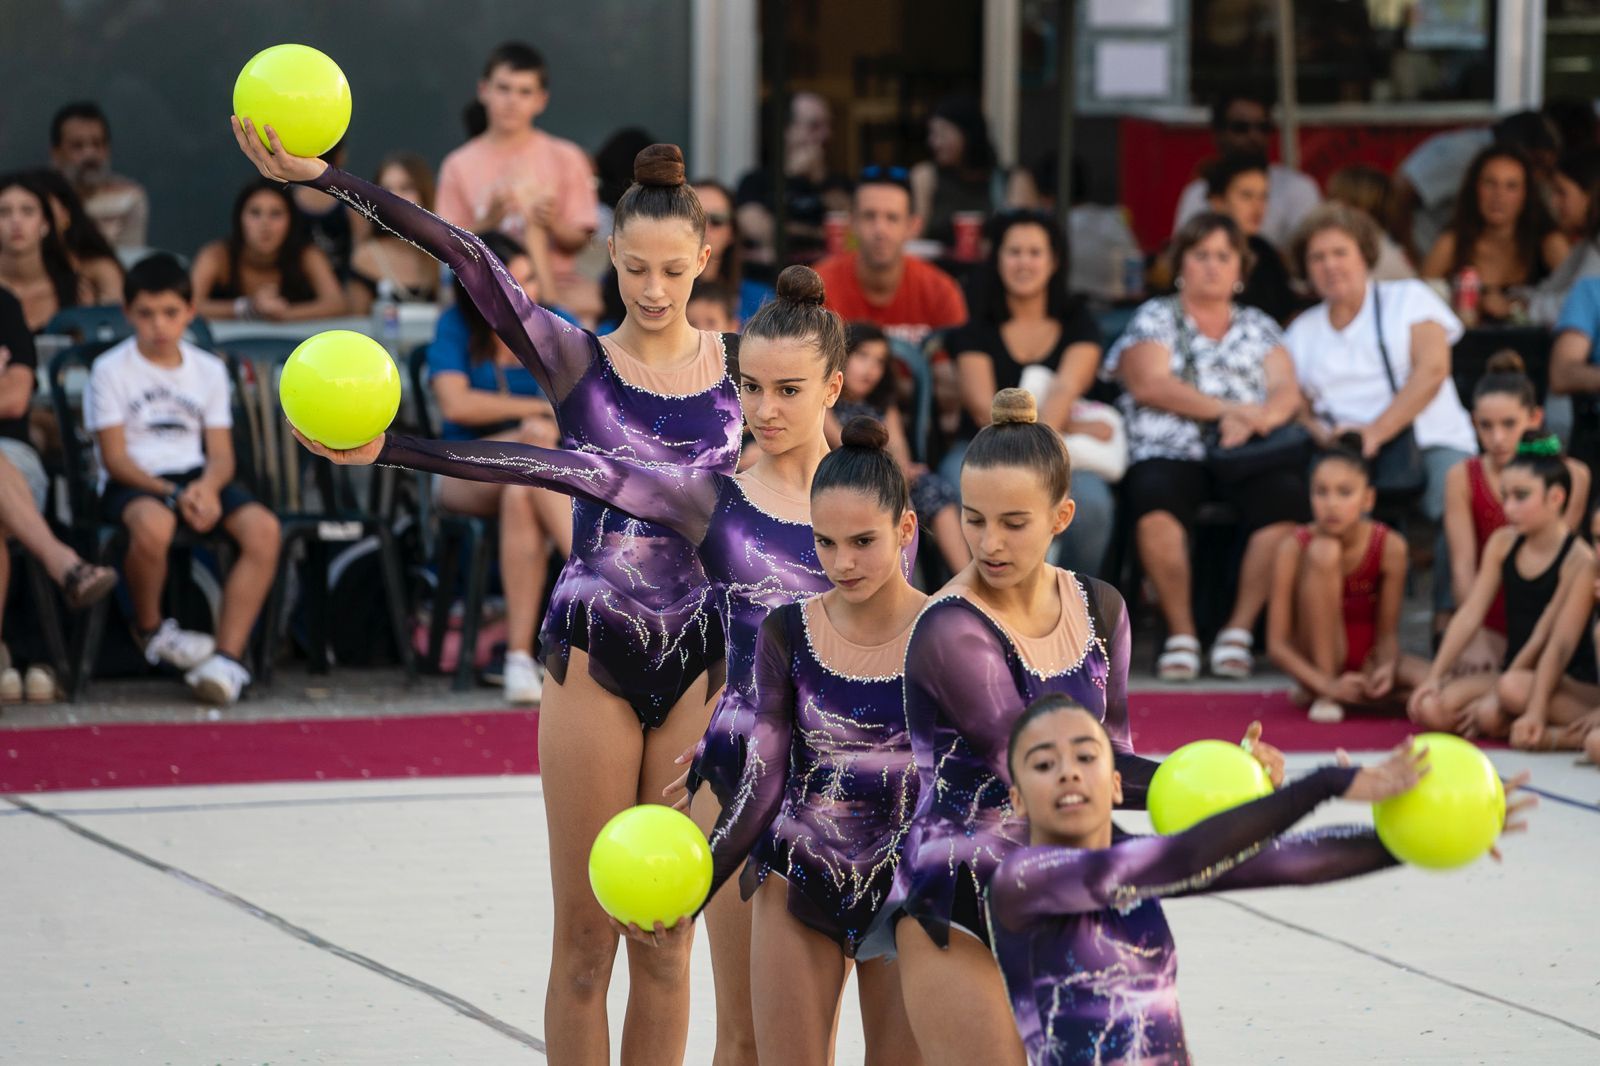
[1233,281,1244,294]
[1175,277,1185,290]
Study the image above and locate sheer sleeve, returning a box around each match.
[1084,577,1158,809]
[303,166,593,401]
[701,609,797,907]
[377,433,719,544]
[1193,826,1397,893]
[904,600,1023,784]
[988,766,1356,929]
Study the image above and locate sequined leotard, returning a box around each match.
[303,167,743,728]
[863,572,1159,955]
[987,765,1395,1066]
[702,597,920,955]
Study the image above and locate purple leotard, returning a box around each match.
[702,599,918,955]
[862,574,1158,955]
[987,766,1395,1065]
[305,167,743,728]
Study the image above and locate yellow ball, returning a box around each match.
[1148,739,1274,834]
[589,805,712,928]
[279,331,400,450]
[233,44,352,158]
[1374,733,1505,870]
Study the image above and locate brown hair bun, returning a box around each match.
[633,144,686,188]
[839,415,890,450]
[991,388,1038,426]
[1485,349,1526,376]
[776,264,826,307]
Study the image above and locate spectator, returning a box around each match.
[944,209,1114,576]
[346,153,442,314]
[827,322,968,574]
[593,126,655,240]
[1548,275,1600,506]
[1325,165,1415,281]
[435,42,600,319]
[84,255,281,705]
[684,278,738,333]
[1550,148,1600,243]
[813,168,967,349]
[1392,110,1559,266]
[1172,90,1320,251]
[909,96,1036,247]
[735,91,852,264]
[1529,148,1600,327]
[47,101,149,253]
[0,172,111,331]
[1287,203,1475,523]
[1104,212,1309,682]
[27,168,125,299]
[426,232,573,704]
[290,139,359,281]
[0,286,118,704]
[692,179,775,321]
[190,179,347,322]
[1202,152,1298,324]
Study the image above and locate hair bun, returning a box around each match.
[839,415,890,450]
[1486,349,1527,376]
[1334,430,1365,455]
[775,265,826,307]
[633,144,686,188]
[990,388,1037,426]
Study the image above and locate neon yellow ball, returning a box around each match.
[589,805,712,928]
[279,331,399,450]
[1373,733,1505,870]
[233,44,352,158]
[1148,739,1274,834]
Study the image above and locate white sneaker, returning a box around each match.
[0,667,20,703]
[184,654,251,706]
[503,651,543,705]
[1308,697,1346,724]
[24,665,58,703]
[143,619,215,671]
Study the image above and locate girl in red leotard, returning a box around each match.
[1267,434,1426,723]
[1441,350,1591,672]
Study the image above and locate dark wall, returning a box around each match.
[0,0,691,255]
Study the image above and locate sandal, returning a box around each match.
[1157,635,1201,682]
[62,562,118,611]
[1209,627,1254,679]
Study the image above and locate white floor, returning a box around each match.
[3,752,1596,1065]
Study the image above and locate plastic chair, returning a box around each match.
[42,305,214,349]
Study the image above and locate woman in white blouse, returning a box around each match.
[1285,203,1476,524]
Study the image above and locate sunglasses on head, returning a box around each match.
[860,165,910,182]
[1224,119,1274,135]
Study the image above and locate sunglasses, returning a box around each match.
[1223,120,1274,135]
[705,212,732,226]
[860,165,910,182]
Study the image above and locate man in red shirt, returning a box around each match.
[813,168,967,347]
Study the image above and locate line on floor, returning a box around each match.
[2,794,547,1056]
[1524,785,1600,813]
[1208,896,1600,1042]
[0,786,542,818]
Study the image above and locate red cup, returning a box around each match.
[824,211,849,256]
[951,211,984,261]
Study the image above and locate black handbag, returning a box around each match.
[1171,298,1312,484]
[1368,285,1428,495]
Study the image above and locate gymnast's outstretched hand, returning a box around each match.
[230,115,329,184]
[292,427,384,466]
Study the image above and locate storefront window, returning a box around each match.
[1547,0,1600,100]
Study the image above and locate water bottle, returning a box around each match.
[373,279,401,353]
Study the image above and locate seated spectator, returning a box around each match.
[1422,146,1569,323]
[684,279,738,333]
[692,178,775,321]
[1288,203,1475,523]
[735,91,852,265]
[345,153,442,314]
[426,232,572,704]
[1104,212,1309,682]
[828,322,967,574]
[291,139,359,281]
[944,209,1113,576]
[84,255,281,705]
[909,96,1036,248]
[1547,276,1600,507]
[28,168,125,298]
[594,127,656,242]
[190,179,347,322]
[435,41,600,320]
[1203,152,1298,324]
[1173,90,1320,251]
[0,172,114,331]
[47,101,149,253]
[1530,148,1600,325]
[1325,165,1415,281]
[0,286,118,704]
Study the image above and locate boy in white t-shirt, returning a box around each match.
[84,255,280,705]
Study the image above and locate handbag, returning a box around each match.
[1171,298,1311,484]
[1367,285,1427,495]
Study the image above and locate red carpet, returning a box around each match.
[0,692,1472,794]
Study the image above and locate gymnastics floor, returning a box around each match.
[3,726,1597,1062]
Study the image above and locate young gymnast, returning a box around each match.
[1441,351,1590,670]
[1266,435,1424,723]
[232,121,739,1065]
[988,694,1531,1066]
[857,388,1284,1066]
[1411,433,1599,744]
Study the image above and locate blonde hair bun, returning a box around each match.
[991,388,1038,426]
